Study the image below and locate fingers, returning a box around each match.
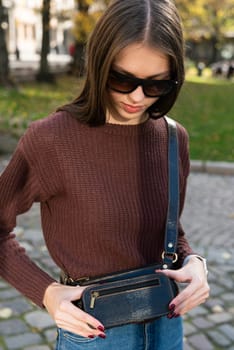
[156,260,210,317]
[55,300,106,338]
[170,279,210,316]
[43,282,106,338]
[156,268,191,284]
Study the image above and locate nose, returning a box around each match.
[128,85,145,103]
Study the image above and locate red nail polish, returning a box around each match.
[98,333,106,339]
[97,325,105,332]
[88,335,95,339]
[168,311,180,319]
[169,304,175,311]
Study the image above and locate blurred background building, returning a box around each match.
[0,0,233,81]
[2,0,75,60]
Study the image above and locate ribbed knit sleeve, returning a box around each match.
[0,126,58,307]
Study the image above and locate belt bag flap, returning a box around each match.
[78,263,166,286]
[81,273,178,328]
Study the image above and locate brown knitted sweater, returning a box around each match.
[0,112,193,307]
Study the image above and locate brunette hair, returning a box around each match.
[59,0,185,125]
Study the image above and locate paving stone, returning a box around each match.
[4,333,43,349]
[207,312,233,324]
[19,241,34,252]
[183,341,195,350]
[29,250,47,259]
[13,226,24,237]
[220,265,234,273]
[222,293,234,302]
[188,333,214,350]
[218,324,234,341]
[216,277,234,290]
[41,257,57,269]
[0,297,33,315]
[0,307,13,319]
[211,305,224,313]
[228,307,234,315]
[0,134,18,154]
[24,346,51,350]
[207,330,232,347]
[184,322,197,336]
[186,305,208,317]
[0,319,29,335]
[17,208,42,232]
[0,281,8,288]
[25,310,55,329]
[209,283,225,297]
[0,289,20,300]
[44,328,57,343]
[206,298,225,309]
[23,229,44,243]
[192,317,214,329]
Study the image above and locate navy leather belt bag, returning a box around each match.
[61,117,180,328]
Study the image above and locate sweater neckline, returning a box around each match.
[97,118,156,136]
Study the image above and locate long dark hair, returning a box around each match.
[58,0,185,125]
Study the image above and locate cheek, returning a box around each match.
[109,91,121,103]
[106,92,121,114]
[146,97,158,107]
[108,92,123,110]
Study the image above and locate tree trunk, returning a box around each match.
[77,0,89,12]
[0,0,13,86]
[36,0,55,82]
[72,0,89,76]
[209,8,220,64]
[70,42,85,77]
[210,35,219,64]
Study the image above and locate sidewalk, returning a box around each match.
[0,156,234,350]
[9,53,72,82]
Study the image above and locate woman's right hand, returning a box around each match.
[43,282,106,338]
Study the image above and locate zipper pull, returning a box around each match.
[90,291,99,309]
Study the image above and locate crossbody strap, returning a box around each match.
[162,116,179,269]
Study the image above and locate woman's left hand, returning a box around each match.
[158,256,210,317]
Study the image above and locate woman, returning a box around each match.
[0,0,209,349]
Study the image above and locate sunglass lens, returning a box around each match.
[108,71,138,93]
[144,81,174,97]
[108,70,177,97]
[108,76,135,93]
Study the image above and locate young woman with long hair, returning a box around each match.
[0,1,209,349]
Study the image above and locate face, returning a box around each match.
[106,43,170,125]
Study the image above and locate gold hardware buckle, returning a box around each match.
[161,251,178,263]
[61,271,89,285]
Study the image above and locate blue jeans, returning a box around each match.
[55,316,183,350]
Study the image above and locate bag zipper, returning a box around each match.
[89,277,160,309]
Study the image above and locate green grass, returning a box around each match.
[0,76,81,137]
[172,70,234,161]
[0,73,233,161]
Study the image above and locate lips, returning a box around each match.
[122,103,144,114]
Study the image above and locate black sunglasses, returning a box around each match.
[107,70,178,98]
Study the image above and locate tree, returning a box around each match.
[71,0,110,75]
[0,0,12,86]
[36,0,54,82]
[176,0,234,62]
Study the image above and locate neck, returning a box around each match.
[106,110,149,125]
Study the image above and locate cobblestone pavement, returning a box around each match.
[0,156,234,350]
